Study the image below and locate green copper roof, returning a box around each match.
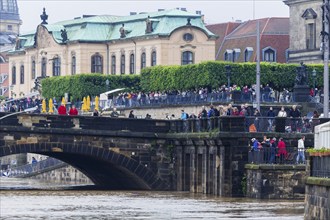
[15,9,216,49]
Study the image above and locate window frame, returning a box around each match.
[52,57,61,76]
[71,56,76,75]
[20,65,24,84]
[91,54,103,73]
[141,52,146,70]
[111,55,116,75]
[12,66,16,85]
[181,51,194,65]
[151,51,157,66]
[120,54,125,74]
[41,57,47,77]
[31,60,36,79]
[129,53,135,74]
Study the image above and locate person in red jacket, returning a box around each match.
[277,137,288,163]
[58,103,67,115]
[69,105,78,116]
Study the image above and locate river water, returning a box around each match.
[0,178,304,220]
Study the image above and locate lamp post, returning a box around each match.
[225,65,232,89]
[312,69,317,95]
[105,79,109,91]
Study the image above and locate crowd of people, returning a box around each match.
[249,135,306,164]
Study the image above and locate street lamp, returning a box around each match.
[105,79,109,91]
[225,65,232,89]
[312,69,317,94]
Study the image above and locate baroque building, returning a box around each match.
[0,0,21,97]
[8,8,217,98]
[284,0,329,63]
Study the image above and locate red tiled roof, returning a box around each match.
[210,17,289,63]
[206,22,241,57]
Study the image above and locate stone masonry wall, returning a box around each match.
[30,165,93,184]
[246,165,306,199]
[304,179,330,220]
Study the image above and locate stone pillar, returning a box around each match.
[196,145,207,193]
[183,145,196,192]
[218,145,225,196]
[208,145,217,195]
[175,144,183,191]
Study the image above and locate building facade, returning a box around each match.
[284,0,329,63]
[8,9,217,98]
[207,17,290,63]
[0,0,21,97]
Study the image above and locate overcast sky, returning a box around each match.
[17,0,289,33]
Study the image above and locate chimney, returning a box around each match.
[130,12,137,15]
[196,10,202,15]
[181,8,187,11]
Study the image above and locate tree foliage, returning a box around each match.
[41,74,140,101]
[41,62,327,100]
[140,61,326,92]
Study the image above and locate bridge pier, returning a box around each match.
[175,140,223,196]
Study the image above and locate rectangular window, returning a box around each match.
[20,65,24,84]
[7,25,13,31]
[306,23,315,49]
[111,56,116,75]
[12,66,16,85]
[52,58,61,76]
[31,60,36,79]
[71,56,76,75]
[120,55,125,74]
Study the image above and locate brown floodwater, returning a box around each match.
[0,178,304,220]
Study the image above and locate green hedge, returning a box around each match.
[41,61,326,100]
[41,74,140,101]
[140,61,325,92]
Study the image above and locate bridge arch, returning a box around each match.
[0,142,168,190]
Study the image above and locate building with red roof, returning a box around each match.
[207,17,290,63]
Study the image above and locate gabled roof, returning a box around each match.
[15,9,216,50]
[210,17,289,63]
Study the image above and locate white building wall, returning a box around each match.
[314,121,330,149]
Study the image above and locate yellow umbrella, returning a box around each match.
[48,98,54,113]
[61,97,66,105]
[82,97,87,112]
[87,96,91,111]
[41,99,46,113]
[95,96,99,111]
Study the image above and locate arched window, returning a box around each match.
[151,51,156,66]
[31,60,36,79]
[41,57,47,77]
[129,54,135,74]
[182,51,194,65]
[71,56,76,75]
[91,54,103,73]
[141,52,146,69]
[111,55,116,75]
[262,47,276,62]
[12,66,16,85]
[20,65,24,84]
[120,54,125,74]
[52,57,61,76]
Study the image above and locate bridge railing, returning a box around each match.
[2,157,65,178]
[248,146,297,165]
[0,112,329,134]
[311,156,330,178]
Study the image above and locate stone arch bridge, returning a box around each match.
[0,113,314,195]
